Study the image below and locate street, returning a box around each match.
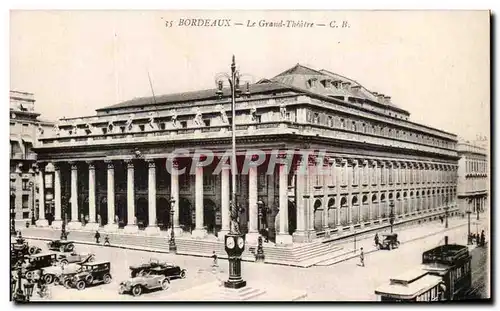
[25,220,489,301]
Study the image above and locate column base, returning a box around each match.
[67,221,82,230]
[144,226,161,236]
[36,219,49,228]
[123,225,139,234]
[51,220,63,229]
[276,234,293,246]
[292,230,312,243]
[104,224,119,233]
[246,232,260,245]
[84,222,100,231]
[191,228,207,239]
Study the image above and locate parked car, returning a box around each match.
[119,269,170,297]
[19,253,58,280]
[129,259,186,279]
[65,261,112,290]
[377,233,401,250]
[47,240,75,252]
[42,263,83,285]
[57,252,95,265]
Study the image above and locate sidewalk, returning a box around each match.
[314,217,470,266]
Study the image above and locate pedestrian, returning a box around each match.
[94,231,101,244]
[211,251,218,267]
[374,233,379,247]
[104,235,110,246]
[480,230,485,247]
[359,247,365,267]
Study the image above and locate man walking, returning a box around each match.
[374,233,379,247]
[211,251,218,267]
[359,247,365,267]
[94,231,101,244]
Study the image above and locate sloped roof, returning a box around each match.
[97,82,294,112]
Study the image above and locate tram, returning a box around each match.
[375,236,472,301]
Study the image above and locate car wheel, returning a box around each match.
[118,285,126,295]
[161,279,170,290]
[67,244,75,252]
[26,271,34,280]
[85,274,94,284]
[63,279,71,288]
[28,246,36,255]
[76,280,86,290]
[180,270,186,279]
[61,259,68,266]
[59,246,65,252]
[103,274,112,284]
[132,285,142,297]
[44,274,54,285]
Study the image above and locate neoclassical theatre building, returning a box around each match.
[34,64,460,244]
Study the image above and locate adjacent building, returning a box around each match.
[456,140,489,217]
[10,90,54,223]
[33,63,460,244]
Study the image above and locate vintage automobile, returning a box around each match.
[129,259,187,279]
[47,240,75,252]
[42,262,83,285]
[65,261,112,290]
[11,239,42,261]
[377,233,401,250]
[57,252,95,265]
[18,253,58,280]
[119,270,170,297]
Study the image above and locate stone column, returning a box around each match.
[124,159,138,233]
[52,163,63,229]
[192,162,207,238]
[246,163,259,244]
[67,162,82,229]
[35,164,48,227]
[218,162,230,240]
[104,160,118,232]
[276,162,293,245]
[145,160,160,235]
[171,159,180,231]
[85,161,99,230]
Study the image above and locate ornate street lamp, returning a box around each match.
[11,208,17,236]
[389,201,395,233]
[169,199,177,253]
[60,195,68,241]
[13,261,26,302]
[29,181,36,226]
[216,55,249,289]
[466,200,472,245]
[444,199,450,229]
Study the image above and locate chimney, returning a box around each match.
[444,236,449,245]
[351,85,361,92]
[342,82,351,91]
[377,94,385,102]
[384,96,391,104]
[324,79,332,88]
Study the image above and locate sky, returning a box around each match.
[10,10,490,142]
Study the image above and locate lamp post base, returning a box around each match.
[169,240,177,253]
[224,279,247,289]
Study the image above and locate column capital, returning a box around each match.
[124,159,134,169]
[86,160,95,169]
[54,162,62,171]
[105,160,114,169]
[146,159,156,168]
[68,161,78,170]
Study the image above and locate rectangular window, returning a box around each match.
[255,115,261,123]
[180,121,187,128]
[258,173,267,192]
[45,174,53,189]
[22,179,30,190]
[139,125,145,132]
[381,166,385,184]
[160,123,166,130]
[203,119,211,127]
[22,195,29,208]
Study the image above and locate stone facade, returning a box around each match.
[10,90,53,224]
[33,64,460,243]
[456,140,488,217]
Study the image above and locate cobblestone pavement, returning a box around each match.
[24,217,485,301]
